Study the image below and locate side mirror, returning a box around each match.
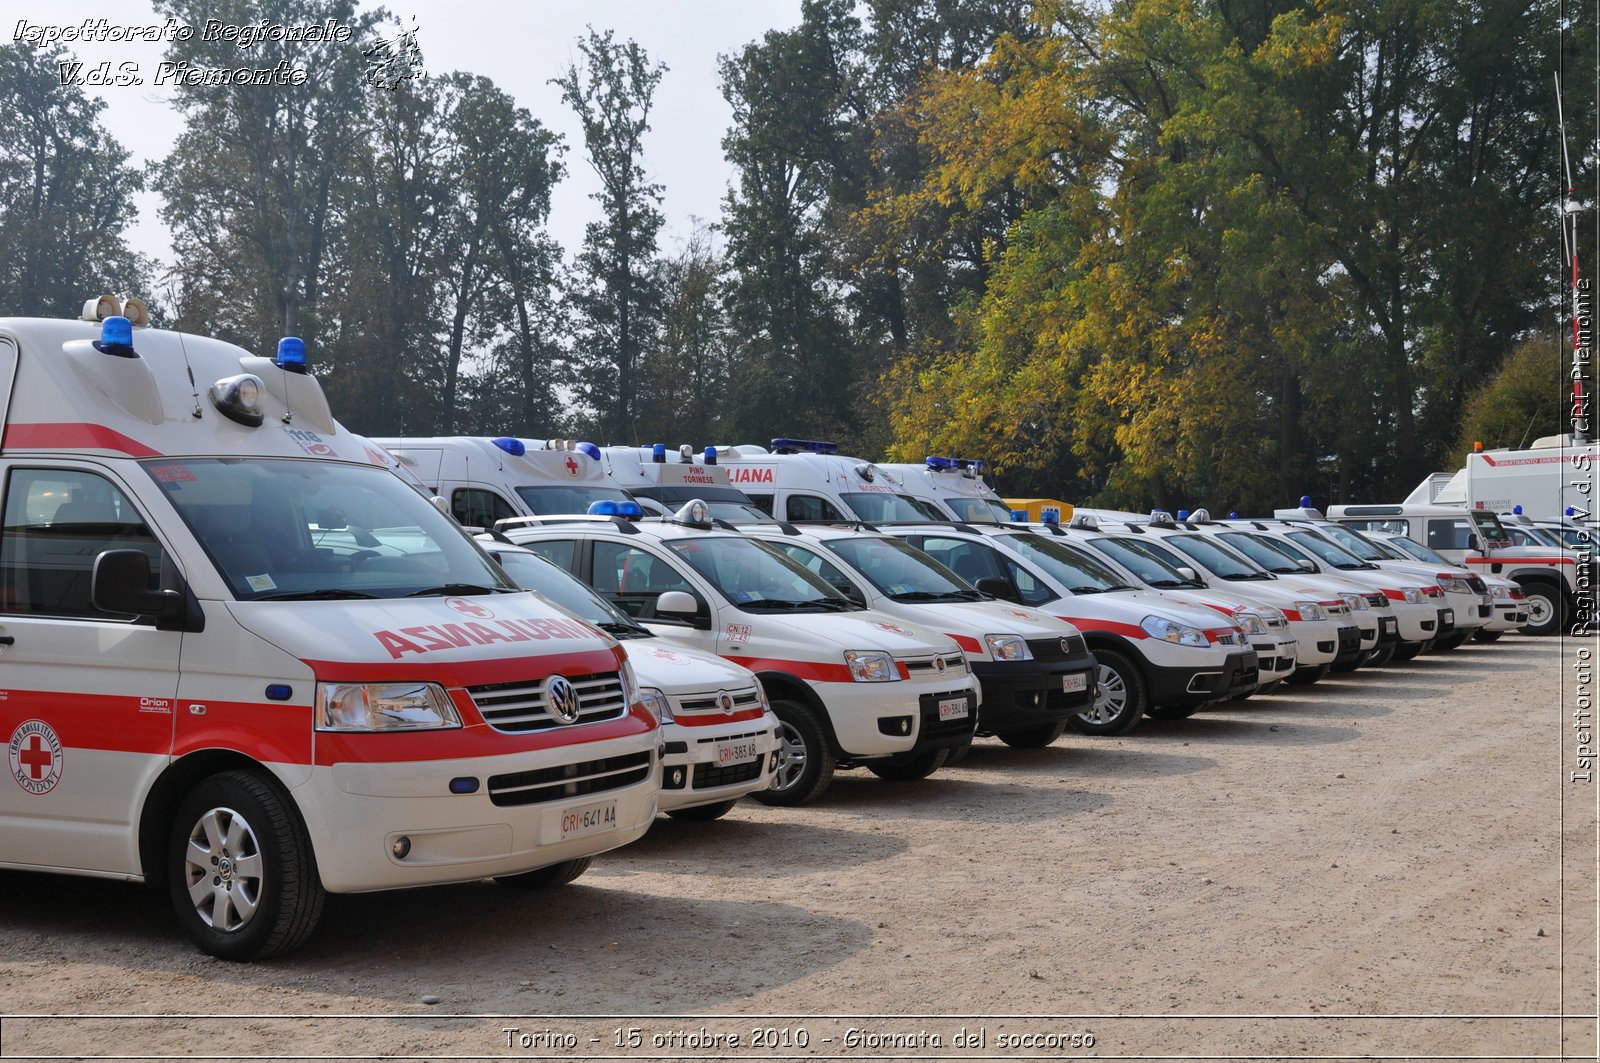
[92,550,182,622]
[1296,559,1316,572]
[1176,566,1198,582]
[655,590,708,627]
[974,576,1015,601]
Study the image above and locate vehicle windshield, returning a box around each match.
[1384,536,1447,564]
[667,536,859,612]
[514,484,635,515]
[1552,526,1600,553]
[943,496,1014,523]
[1162,533,1272,580]
[646,486,776,523]
[827,535,981,602]
[1315,523,1395,561]
[1284,529,1375,570]
[1088,536,1202,588]
[1001,533,1131,593]
[1211,531,1303,575]
[840,493,942,521]
[488,548,649,638]
[146,458,516,601]
[1507,524,1563,549]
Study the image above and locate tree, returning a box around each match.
[0,44,152,317]
[554,29,667,441]
[633,223,730,445]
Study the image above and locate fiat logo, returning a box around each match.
[545,675,581,724]
[1060,637,1073,655]
[717,690,736,714]
[934,656,947,673]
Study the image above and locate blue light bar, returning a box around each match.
[276,336,307,374]
[926,456,956,471]
[616,501,644,519]
[1229,512,1239,519]
[1513,505,1523,515]
[492,437,526,457]
[1010,510,1027,522]
[588,500,621,516]
[1041,510,1059,525]
[575,442,601,461]
[704,446,718,465]
[1177,509,1190,521]
[1568,507,1578,517]
[771,437,837,455]
[95,315,135,357]
[651,443,666,463]
[1299,495,1313,508]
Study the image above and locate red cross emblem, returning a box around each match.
[9,720,62,795]
[565,456,579,476]
[445,597,494,619]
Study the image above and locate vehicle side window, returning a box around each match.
[786,494,844,522]
[1002,558,1053,606]
[1426,519,1472,551]
[917,537,1005,587]
[0,468,163,621]
[772,543,866,604]
[521,539,576,571]
[746,494,775,516]
[451,488,516,529]
[592,541,696,620]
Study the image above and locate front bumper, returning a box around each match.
[1146,649,1259,706]
[970,649,1097,736]
[658,714,780,812]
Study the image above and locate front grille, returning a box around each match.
[678,687,763,715]
[1325,602,1350,617]
[918,689,977,743]
[1213,632,1238,646]
[1025,636,1087,660]
[487,750,653,807]
[1264,616,1288,630]
[468,671,628,733]
[903,653,966,675]
[693,756,765,789]
[1338,626,1361,654]
[1365,593,1387,608]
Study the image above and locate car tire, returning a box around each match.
[943,739,973,766]
[1473,629,1503,643]
[1518,582,1565,636]
[494,857,592,889]
[665,799,739,822]
[996,721,1070,748]
[867,747,948,781]
[1432,631,1470,651]
[1286,663,1330,686]
[1363,642,1398,667]
[1066,649,1146,736]
[751,701,834,807]
[1392,640,1426,661]
[167,770,325,962]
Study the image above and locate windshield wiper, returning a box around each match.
[255,588,380,601]
[1067,585,1107,594]
[890,590,966,602]
[742,598,855,612]
[406,583,507,597]
[596,621,650,638]
[1101,583,1137,591]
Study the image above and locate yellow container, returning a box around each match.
[1002,498,1074,523]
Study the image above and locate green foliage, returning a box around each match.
[1456,336,1569,456]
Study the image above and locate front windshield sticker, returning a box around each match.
[149,464,196,484]
[245,573,276,592]
[723,623,751,643]
[285,427,336,458]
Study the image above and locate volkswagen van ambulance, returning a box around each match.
[0,308,660,960]
[700,440,944,522]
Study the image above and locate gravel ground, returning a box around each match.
[1,635,1594,1061]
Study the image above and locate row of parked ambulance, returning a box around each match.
[0,305,1533,964]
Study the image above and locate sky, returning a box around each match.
[16,0,802,272]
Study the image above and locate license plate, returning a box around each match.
[560,799,616,840]
[716,739,760,765]
[1381,617,1397,633]
[1442,609,1454,624]
[1062,673,1089,693]
[937,697,969,721]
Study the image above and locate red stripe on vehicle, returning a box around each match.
[1054,616,1148,639]
[1203,627,1238,644]
[670,708,768,727]
[945,633,983,653]
[1461,556,1575,566]
[724,657,856,683]
[312,705,657,765]
[302,646,624,686]
[1,422,163,457]
[1282,609,1303,621]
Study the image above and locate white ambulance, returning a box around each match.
[701,439,945,522]
[498,503,980,804]
[480,540,778,820]
[602,445,772,522]
[0,308,661,960]
[372,436,635,528]
[871,458,1015,523]
[1375,534,1529,639]
[738,523,1098,749]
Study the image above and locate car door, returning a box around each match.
[0,462,181,875]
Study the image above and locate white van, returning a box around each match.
[373,436,635,527]
[0,310,661,960]
[701,440,945,522]
[602,445,772,522]
[499,503,980,805]
[871,459,1015,523]
[481,541,778,820]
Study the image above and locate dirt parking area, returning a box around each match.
[0,637,1594,1061]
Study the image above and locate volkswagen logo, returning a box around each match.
[545,675,581,724]
[717,690,735,715]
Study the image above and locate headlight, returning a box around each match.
[1232,610,1266,635]
[753,676,772,712]
[316,682,461,732]
[844,649,899,682]
[620,659,642,706]
[983,634,1033,661]
[1422,585,1445,599]
[1294,600,1328,622]
[1141,615,1209,647]
[1402,587,1424,604]
[1437,576,1470,593]
[1339,593,1364,612]
[639,686,674,723]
